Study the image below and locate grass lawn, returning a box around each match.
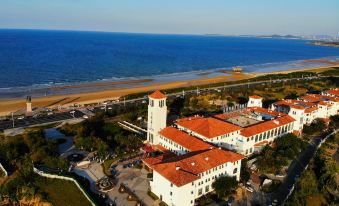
[26,122,62,132]
[35,176,92,206]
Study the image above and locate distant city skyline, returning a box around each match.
[0,0,338,36]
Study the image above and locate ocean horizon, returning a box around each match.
[1,29,339,98]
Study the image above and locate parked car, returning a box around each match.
[245,186,254,193]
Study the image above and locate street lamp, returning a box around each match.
[11,112,14,128]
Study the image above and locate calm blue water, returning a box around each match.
[1,29,339,90]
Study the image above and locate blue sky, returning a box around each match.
[0,0,338,35]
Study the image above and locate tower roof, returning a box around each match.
[249,95,262,99]
[149,90,166,99]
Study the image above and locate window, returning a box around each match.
[233,168,238,174]
[205,185,209,192]
[170,192,172,196]
[198,188,203,195]
[191,191,193,194]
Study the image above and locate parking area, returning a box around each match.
[107,165,158,206]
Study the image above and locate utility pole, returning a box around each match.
[182,90,185,98]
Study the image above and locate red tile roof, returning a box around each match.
[149,90,166,99]
[143,152,177,167]
[318,101,331,106]
[160,127,212,152]
[304,107,318,113]
[249,95,262,99]
[325,88,339,97]
[274,99,316,110]
[176,116,242,138]
[149,148,244,186]
[215,107,283,121]
[240,115,295,137]
[300,94,339,103]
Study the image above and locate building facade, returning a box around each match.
[144,89,339,206]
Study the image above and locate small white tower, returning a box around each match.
[26,96,32,115]
[247,95,263,108]
[147,90,167,145]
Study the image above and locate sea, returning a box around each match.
[1,29,339,98]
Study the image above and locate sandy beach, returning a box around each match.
[0,72,252,116]
[0,63,338,117]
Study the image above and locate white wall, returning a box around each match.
[151,160,241,206]
[147,98,167,144]
[247,98,262,108]
[158,135,189,155]
[176,124,240,151]
[237,122,294,156]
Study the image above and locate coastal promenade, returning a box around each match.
[0,75,326,132]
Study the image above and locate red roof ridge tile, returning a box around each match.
[149,90,166,99]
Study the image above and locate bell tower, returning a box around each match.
[147,90,167,145]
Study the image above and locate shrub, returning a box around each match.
[147,191,159,200]
[159,201,169,206]
[147,173,153,179]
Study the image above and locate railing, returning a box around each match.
[0,163,8,177]
[33,167,97,206]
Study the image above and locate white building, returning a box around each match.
[215,107,295,155]
[247,95,263,108]
[299,93,339,117]
[175,116,242,151]
[270,99,316,132]
[144,148,243,206]
[147,90,167,145]
[158,126,213,155]
[143,89,339,206]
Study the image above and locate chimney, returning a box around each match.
[205,157,209,161]
[191,162,195,166]
[273,120,279,125]
[176,166,180,170]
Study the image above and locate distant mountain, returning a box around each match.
[257,34,302,39]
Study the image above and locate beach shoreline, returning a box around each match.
[0,63,338,117]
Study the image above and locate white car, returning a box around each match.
[83,115,89,119]
[47,112,53,116]
[245,186,254,193]
[17,116,24,120]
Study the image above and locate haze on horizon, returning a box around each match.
[0,0,338,36]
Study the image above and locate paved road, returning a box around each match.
[0,110,84,131]
[265,130,336,205]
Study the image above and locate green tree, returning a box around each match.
[212,176,238,198]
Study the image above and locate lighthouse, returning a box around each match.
[147,90,167,145]
[26,95,33,115]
